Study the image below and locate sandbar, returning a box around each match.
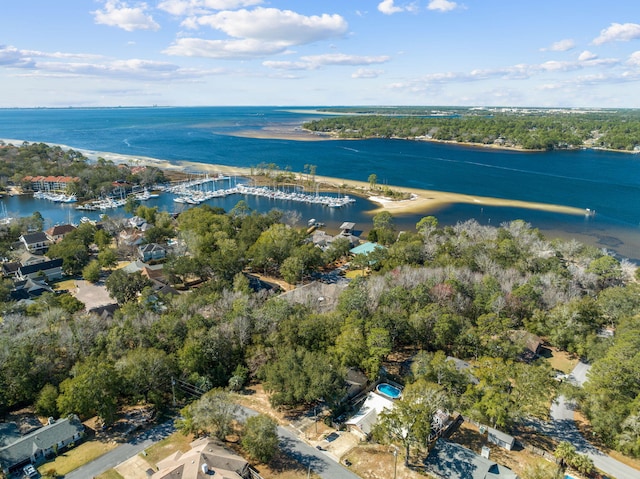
[91,149,586,218]
[3,139,587,218]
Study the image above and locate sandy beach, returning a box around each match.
[89,148,586,218]
[2,138,586,218]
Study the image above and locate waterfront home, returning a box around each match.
[152,437,252,479]
[138,243,167,262]
[19,232,50,253]
[0,415,84,476]
[45,224,76,243]
[22,175,80,192]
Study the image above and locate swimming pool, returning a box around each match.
[377,383,402,399]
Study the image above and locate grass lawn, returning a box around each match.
[345,269,366,279]
[37,440,119,476]
[96,469,125,479]
[52,278,76,291]
[141,432,194,467]
[540,346,578,373]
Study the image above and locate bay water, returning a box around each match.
[0,107,638,261]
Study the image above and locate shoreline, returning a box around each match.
[85,147,587,218]
[220,124,640,155]
[1,138,587,217]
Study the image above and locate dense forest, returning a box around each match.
[303,107,640,151]
[0,143,639,467]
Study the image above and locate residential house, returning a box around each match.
[488,428,515,451]
[19,232,50,253]
[17,258,64,281]
[138,243,167,262]
[10,277,53,300]
[0,415,84,476]
[45,224,76,243]
[344,368,369,400]
[345,391,395,439]
[23,175,80,192]
[425,439,519,479]
[152,437,251,479]
[20,252,48,267]
[118,229,144,247]
[1,261,20,278]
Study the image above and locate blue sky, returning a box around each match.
[1,0,639,107]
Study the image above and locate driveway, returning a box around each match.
[72,279,116,310]
[65,407,359,479]
[548,362,640,479]
[64,420,175,479]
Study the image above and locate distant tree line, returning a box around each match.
[303,109,640,151]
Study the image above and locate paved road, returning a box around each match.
[65,407,358,479]
[237,406,360,479]
[548,362,639,479]
[65,420,176,479]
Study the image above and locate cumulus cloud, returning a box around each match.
[578,50,597,62]
[185,8,347,43]
[92,0,160,32]
[427,0,459,12]
[158,0,263,17]
[628,51,640,66]
[541,39,575,52]
[378,0,404,15]
[167,7,348,59]
[352,68,384,79]
[593,23,640,45]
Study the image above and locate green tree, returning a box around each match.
[375,379,446,465]
[368,173,378,190]
[189,389,239,440]
[82,260,101,283]
[105,269,152,304]
[97,247,118,269]
[35,384,59,418]
[57,357,120,425]
[242,414,279,463]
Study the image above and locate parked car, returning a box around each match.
[23,464,38,478]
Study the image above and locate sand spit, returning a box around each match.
[3,139,587,218]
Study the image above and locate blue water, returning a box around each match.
[377,383,402,399]
[1,106,639,260]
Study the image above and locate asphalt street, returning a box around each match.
[64,406,359,479]
[548,362,639,479]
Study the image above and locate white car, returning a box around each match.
[23,464,38,478]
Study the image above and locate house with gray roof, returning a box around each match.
[0,415,84,476]
[17,258,63,281]
[19,232,50,253]
[138,243,167,262]
[425,439,518,479]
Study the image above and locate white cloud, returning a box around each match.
[628,51,640,66]
[541,39,576,52]
[378,0,404,15]
[427,0,458,12]
[262,53,390,71]
[352,68,384,79]
[186,8,347,45]
[164,37,287,58]
[92,0,160,32]
[300,53,390,66]
[262,60,310,71]
[593,23,640,45]
[578,50,597,61]
[158,0,263,17]
[378,0,420,15]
